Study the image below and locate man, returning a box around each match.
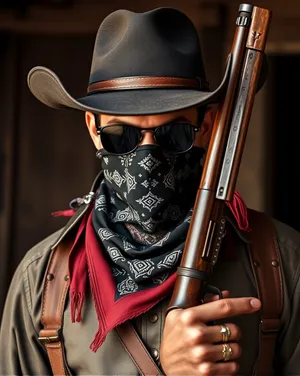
[1,6,300,376]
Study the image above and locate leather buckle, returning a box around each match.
[38,328,61,344]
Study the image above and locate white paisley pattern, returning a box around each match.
[98,228,115,241]
[125,168,137,193]
[136,192,164,212]
[128,259,155,279]
[108,247,126,262]
[112,207,135,222]
[138,154,161,172]
[95,195,107,212]
[157,250,182,268]
[117,277,138,296]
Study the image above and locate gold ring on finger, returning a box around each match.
[220,324,231,343]
[222,343,233,362]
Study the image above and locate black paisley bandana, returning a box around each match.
[92,145,205,299]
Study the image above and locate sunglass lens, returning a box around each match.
[156,123,194,153]
[101,125,140,154]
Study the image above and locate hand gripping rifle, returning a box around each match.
[167,4,272,311]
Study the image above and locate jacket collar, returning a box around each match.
[50,172,250,249]
[50,172,103,249]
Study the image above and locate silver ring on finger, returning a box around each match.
[220,324,231,343]
[222,343,233,362]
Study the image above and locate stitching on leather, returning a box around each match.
[91,83,194,89]
[116,332,142,373]
[58,245,70,325]
[95,77,196,83]
[41,248,57,327]
[47,346,56,375]
[47,344,66,375]
[131,325,160,370]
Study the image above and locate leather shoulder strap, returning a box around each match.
[39,238,73,376]
[39,239,163,376]
[115,322,163,375]
[247,209,283,376]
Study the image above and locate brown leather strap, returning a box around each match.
[39,239,73,376]
[247,209,283,375]
[115,322,163,376]
[87,76,209,93]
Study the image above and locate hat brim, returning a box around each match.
[27,54,231,116]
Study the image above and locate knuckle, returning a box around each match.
[219,300,233,315]
[198,362,214,376]
[191,345,209,363]
[166,309,180,324]
[229,362,240,374]
[231,324,241,340]
[180,309,195,325]
[233,343,242,358]
[196,327,207,342]
[186,327,206,346]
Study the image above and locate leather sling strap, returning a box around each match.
[38,238,73,376]
[247,209,283,376]
[39,210,282,376]
[115,321,163,375]
[39,239,162,376]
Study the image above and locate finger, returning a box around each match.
[182,297,261,324]
[198,361,239,375]
[204,290,230,303]
[204,323,240,343]
[190,343,241,363]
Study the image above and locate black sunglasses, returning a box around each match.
[96,122,200,155]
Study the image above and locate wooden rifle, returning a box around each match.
[167,3,272,311]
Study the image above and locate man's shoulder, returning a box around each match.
[269,215,300,289]
[248,208,300,256]
[3,228,68,324]
[21,229,64,271]
[12,228,65,296]
[271,216,300,255]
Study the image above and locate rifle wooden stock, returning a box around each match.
[167,4,272,312]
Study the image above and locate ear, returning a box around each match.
[85,112,102,149]
[194,107,215,148]
[201,107,215,146]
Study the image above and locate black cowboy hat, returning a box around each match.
[27,7,231,116]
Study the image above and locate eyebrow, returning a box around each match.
[106,116,191,125]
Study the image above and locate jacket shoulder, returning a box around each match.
[270,216,300,292]
[18,229,64,278]
[271,217,300,255]
[248,208,300,255]
[247,209,300,289]
[8,228,65,316]
[258,216,300,295]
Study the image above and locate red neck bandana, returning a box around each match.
[59,190,250,352]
